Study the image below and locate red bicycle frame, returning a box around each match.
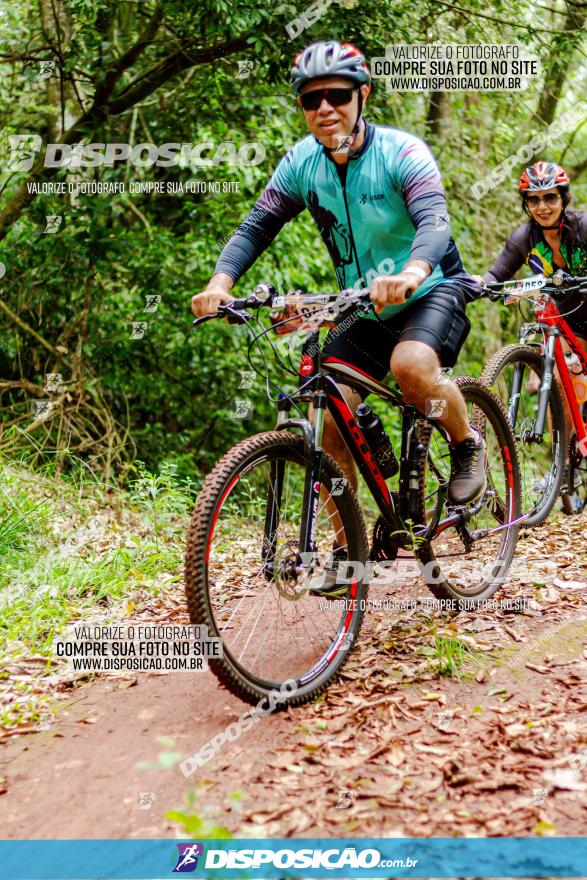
[533,297,587,456]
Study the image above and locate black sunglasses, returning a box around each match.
[300,87,357,111]
[525,193,561,208]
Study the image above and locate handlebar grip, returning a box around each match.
[192,314,216,328]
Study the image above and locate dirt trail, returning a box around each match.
[1,516,587,840]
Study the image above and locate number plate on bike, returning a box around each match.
[270,295,338,335]
[503,275,547,304]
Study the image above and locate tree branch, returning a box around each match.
[0,297,64,359]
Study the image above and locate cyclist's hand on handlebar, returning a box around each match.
[471,274,485,287]
[191,289,235,318]
[370,272,419,314]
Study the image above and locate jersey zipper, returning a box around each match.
[333,162,362,284]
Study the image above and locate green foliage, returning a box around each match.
[166,790,233,839]
[0,0,585,480]
[419,632,483,677]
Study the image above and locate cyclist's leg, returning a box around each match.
[390,340,472,443]
[388,280,473,443]
[318,314,400,541]
[386,279,486,503]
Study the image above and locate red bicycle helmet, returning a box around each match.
[519,161,570,191]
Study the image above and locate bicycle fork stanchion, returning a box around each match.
[261,457,286,580]
[297,390,327,569]
[261,396,294,580]
[533,329,557,438]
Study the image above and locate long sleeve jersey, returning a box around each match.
[214,120,475,320]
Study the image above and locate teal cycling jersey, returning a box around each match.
[215,120,473,319]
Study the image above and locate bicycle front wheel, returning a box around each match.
[184,431,369,707]
[481,344,566,526]
[415,377,521,606]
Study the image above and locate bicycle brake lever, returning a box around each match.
[192,314,216,328]
[192,306,250,328]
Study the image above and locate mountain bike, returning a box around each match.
[185,284,521,706]
[480,271,587,526]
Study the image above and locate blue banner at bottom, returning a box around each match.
[1,837,586,879]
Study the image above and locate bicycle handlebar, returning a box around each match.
[192,284,381,329]
[478,271,587,303]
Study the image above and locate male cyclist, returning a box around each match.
[472,162,587,494]
[193,41,484,509]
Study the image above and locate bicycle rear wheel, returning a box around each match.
[481,344,566,526]
[415,377,521,606]
[561,433,587,515]
[184,431,369,706]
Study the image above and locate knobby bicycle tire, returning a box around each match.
[415,377,522,607]
[184,431,369,707]
[481,344,566,527]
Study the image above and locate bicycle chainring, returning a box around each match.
[369,515,402,561]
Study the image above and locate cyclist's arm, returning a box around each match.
[213,151,306,286]
[483,225,529,283]
[394,136,450,275]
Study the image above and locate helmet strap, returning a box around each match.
[537,208,567,233]
[319,88,365,158]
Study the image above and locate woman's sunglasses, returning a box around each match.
[525,193,561,208]
[300,87,357,111]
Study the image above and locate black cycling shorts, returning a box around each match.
[322,279,472,384]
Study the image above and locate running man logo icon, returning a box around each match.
[7,135,43,172]
[44,215,62,234]
[237,60,254,79]
[38,60,57,80]
[334,135,353,154]
[130,322,148,339]
[426,398,447,418]
[330,477,348,496]
[173,843,204,873]
[144,295,161,313]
